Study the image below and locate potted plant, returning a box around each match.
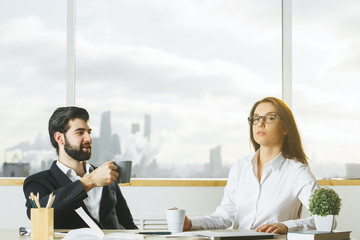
[309,187,342,231]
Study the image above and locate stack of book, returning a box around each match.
[287,230,351,240]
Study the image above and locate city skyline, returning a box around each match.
[2,110,359,179]
[1,111,229,178]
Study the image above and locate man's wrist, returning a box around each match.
[80,175,95,192]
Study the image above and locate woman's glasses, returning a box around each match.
[248,114,281,125]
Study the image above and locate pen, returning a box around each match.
[138,231,172,235]
[46,194,56,208]
[46,193,53,208]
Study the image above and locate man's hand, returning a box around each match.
[80,161,118,192]
[183,215,192,231]
[255,223,288,234]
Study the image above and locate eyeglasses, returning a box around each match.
[248,114,281,125]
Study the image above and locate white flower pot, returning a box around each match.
[314,215,335,231]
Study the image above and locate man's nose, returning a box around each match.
[84,132,92,142]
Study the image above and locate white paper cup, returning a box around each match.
[166,209,185,233]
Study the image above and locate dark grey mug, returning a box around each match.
[114,161,132,183]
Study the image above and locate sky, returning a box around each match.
[0,0,359,178]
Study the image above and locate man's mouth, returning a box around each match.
[81,145,91,151]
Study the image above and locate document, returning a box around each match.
[64,207,144,240]
[171,230,278,239]
[63,228,144,240]
[75,207,104,238]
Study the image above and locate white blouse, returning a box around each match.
[191,151,319,231]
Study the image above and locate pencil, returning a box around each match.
[48,194,56,208]
[29,196,36,208]
[46,193,52,208]
[46,193,55,208]
[34,192,41,208]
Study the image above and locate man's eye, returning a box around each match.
[253,117,260,121]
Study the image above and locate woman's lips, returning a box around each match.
[256,131,265,136]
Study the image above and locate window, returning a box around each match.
[0,0,66,176]
[293,0,360,178]
[4,1,358,179]
[76,0,282,177]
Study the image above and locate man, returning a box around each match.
[23,106,137,229]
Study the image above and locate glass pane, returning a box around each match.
[76,0,282,177]
[293,0,360,178]
[0,1,66,177]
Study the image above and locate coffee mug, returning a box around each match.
[166,208,185,233]
[114,161,132,183]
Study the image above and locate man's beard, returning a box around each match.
[64,136,91,161]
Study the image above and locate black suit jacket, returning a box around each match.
[23,161,137,229]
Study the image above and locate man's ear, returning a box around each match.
[54,132,65,146]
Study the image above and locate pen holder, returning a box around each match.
[31,208,54,240]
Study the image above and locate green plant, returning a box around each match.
[309,187,342,216]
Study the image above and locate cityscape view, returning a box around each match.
[2,110,360,179]
[1,111,230,178]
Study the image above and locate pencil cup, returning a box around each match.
[31,208,54,240]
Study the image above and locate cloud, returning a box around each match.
[1,1,359,168]
[76,40,267,98]
[0,16,66,88]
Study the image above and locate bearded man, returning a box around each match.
[23,107,137,229]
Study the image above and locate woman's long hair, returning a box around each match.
[249,97,308,165]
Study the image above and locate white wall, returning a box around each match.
[0,185,359,239]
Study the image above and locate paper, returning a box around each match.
[63,228,145,240]
[75,207,105,239]
[168,230,277,239]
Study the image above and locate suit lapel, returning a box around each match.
[49,161,72,187]
[50,161,103,228]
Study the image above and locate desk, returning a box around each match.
[2,229,356,240]
[2,229,287,240]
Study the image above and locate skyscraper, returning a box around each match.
[209,145,222,177]
[131,123,140,134]
[144,114,151,141]
[91,111,121,166]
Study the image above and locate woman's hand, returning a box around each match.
[183,215,192,231]
[255,223,288,234]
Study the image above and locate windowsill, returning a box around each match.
[1,177,360,186]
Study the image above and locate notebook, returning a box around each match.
[287,230,351,240]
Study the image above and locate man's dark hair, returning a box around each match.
[48,106,89,155]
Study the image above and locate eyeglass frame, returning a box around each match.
[248,113,281,125]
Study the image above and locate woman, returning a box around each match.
[183,97,318,234]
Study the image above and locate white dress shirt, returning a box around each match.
[56,161,103,222]
[191,151,319,231]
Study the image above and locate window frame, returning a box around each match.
[66,0,293,106]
